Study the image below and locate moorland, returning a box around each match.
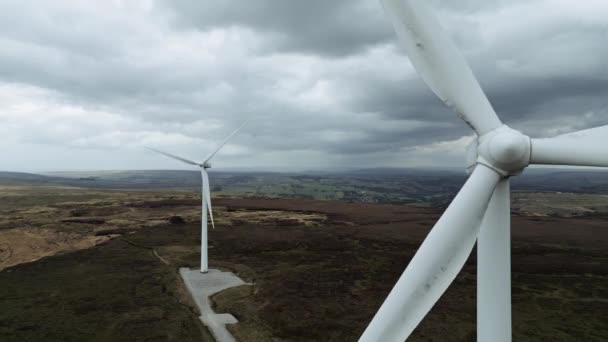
[0,169,607,341]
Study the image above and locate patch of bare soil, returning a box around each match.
[512,192,608,217]
[215,197,437,225]
[0,228,111,270]
[0,188,330,271]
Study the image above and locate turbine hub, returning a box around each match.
[202,162,211,169]
[467,125,530,176]
[489,131,528,165]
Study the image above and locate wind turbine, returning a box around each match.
[361,0,608,341]
[147,121,247,273]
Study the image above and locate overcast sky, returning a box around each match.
[1,0,607,172]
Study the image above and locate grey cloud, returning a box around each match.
[0,0,607,171]
[162,0,393,57]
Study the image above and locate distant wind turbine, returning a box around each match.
[147,121,248,273]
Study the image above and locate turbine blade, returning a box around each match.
[202,170,215,230]
[203,120,249,164]
[477,179,512,341]
[146,147,200,166]
[530,125,608,167]
[380,0,502,135]
[359,165,502,342]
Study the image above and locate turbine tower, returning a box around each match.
[360,0,608,341]
[147,121,247,273]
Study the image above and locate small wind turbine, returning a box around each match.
[360,0,608,341]
[147,121,247,273]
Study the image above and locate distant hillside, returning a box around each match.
[1,168,606,205]
[0,170,202,189]
[0,172,72,186]
[513,169,608,193]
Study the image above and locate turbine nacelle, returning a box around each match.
[467,125,530,177]
[202,162,212,169]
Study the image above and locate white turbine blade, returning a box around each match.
[203,120,249,164]
[530,125,608,167]
[202,169,215,230]
[477,179,511,341]
[359,165,502,342]
[146,147,200,166]
[380,0,502,135]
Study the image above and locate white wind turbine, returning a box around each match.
[361,0,608,341]
[147,121,247,273]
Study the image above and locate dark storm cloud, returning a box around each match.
[163,0,392,57]
[489,77,608,123]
